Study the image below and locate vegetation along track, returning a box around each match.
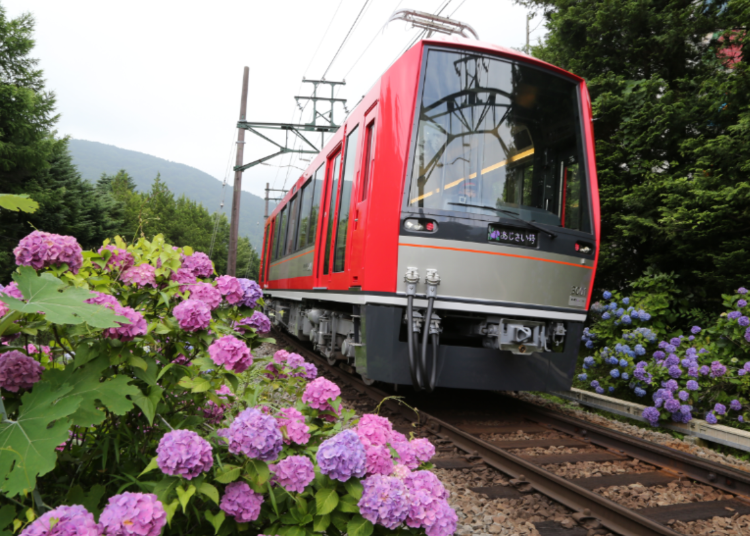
[273,329,750,535]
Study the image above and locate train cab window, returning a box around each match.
[334,126,359,273]
[361,121,375,201]
[271,213,282,261]
[307,164,324,247]
[562,156,586,230]
[276,205,288,259]
[295,179,314,251]
[285,193,300,256]
[323,153,342,275]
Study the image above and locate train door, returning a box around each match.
[314,148,342,288]
[349,106,377,286]
[261,219,273,286]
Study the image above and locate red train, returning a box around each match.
[260,36,599,392]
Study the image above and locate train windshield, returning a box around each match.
[407,49,591,232]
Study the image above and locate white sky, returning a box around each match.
[4,0,545,200]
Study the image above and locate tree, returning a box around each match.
[521,0,749,314]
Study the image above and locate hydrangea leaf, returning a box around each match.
[0,194,39,213]
[43,356,140,427]
[0,504,15,536]
[130,386,164,426]
[315,488,339,516]
[0,382,82,497]
[64,484,105,517]
[347,515,374,536]
[175,484,196,513]
[337,494,360,513]
[213,464,241,484]
[0,267,125,328]
[344,478,363,500]
[204,510,224,535]
[313,514,331,532]
[198,482,219,505]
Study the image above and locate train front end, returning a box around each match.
[361,43,598,392]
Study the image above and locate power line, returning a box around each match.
[322,0,373,79]
[303,0,346,77]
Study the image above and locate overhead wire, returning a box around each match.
[322,0,374,79]
[303,0,346,78]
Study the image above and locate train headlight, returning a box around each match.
[404,218,438,233]
[575,242,594,254]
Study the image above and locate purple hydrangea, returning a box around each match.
[741,316,750,327]
[664,379,679,392]
[411,437,436,463]
[678,390,689,401]
[99,244,135,272]
[220,481,264,522]
[424,499,458,536]
[85,291,120,308]
[300,361,318,379]
[730,400,742,411]
[668,365,682,378]
[216,275,244,305]
[745,329,750,343]
[202,400,226,425]
[728,311,742,320]
[358,474,410,529]
[316,429,367,481]
[706,411,718,424]
[187,282,222,309]
[664,354,680,367]
[714,403,727,415]
[0,350,44,392]
[156,430,213,479]
[590,380,600,388]
[740,416,745,423]
[302,377,341,412]
[180,252,213,278]
[219,407,283,461]
[405,470,449,500]
[710,361,727,378]
[173,299,212,331]
[237,278,263,308]
[14,231,83,274]
[100,492,166,536]
[653,350,666,360]
[390,431,420,470]
[120,263,157,288]
[700,365,710,376]
[208,335,252,373]
[272,455,315,493]
[275,407,310,445]
[642,406,660,426]
[236,311,272,335]
[664,398,681,413]
[686,380,699,390]
[21,505,99,536]
[103,306,147,342]
[691,326,701,334]
[670,337,681,347]
[739,287,748,295]
[739,299,748,308]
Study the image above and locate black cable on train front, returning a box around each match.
[406,294,424,391]
[429,332,439,391]
[420,295,436,392]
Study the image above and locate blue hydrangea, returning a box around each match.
[642,406,660,426]
[631,310,640,320]
[678,390,689,401]
[622,297,630,305]
[621,373,629,380]
[583,356,595,367]
[585,340,594,349]
[590,380,600,388]
[714,403,727,415]
[634,344,646,356]
[595,386,604,394]
[619,359,628,368]
[615,343,623,353]
[730,400,742,411]
[602,312,611,320]
[603,291,612,300]
[610,369,620,378]
[608,386,615,392]
[691,326,701,335]
[616,308,624,317]
[577,373,587,381]
[639,311,651,321]
[634,387,646,397]
[706,412,718,424]
[608,302,617,311]
[686,380,699,390]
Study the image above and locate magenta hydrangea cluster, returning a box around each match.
[170,268,197,292]
[237,278,263,308]
[365,445,395,475]
[103,306,147,342]
[216,275,244,305]
[220,481,264,522]
[401,470,456,536]
[202,400,227,424]
[120,263,157,288]
[14,230,83,274]
[272,455,315,493]
[358,474,411,529]
[0,282,23,317]
[0,350,44,392]
[219,407,283,461]
[99,492,167,536]
[98,244,135,272]
[357,413,393,447]
[20,504,100,536]
[236,311,272,335]
[302,377,341,412]
[187,282,222,309]
[180,251,213,278]
[208,335,252,373]
[156,429,213,479]
[275,407,311,445]
[85,291,120,308]
[173,299,212,331]
[316,429,367,481]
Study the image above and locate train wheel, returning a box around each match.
[360,374,376,386]
[326,354,337,366]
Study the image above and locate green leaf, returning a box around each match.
[156,363,174,382]
[214,464,241,484]
[198,482,220,505]
[315,488,339,516]
[128,355,149,371]
[337,494,359,513]
[247,458,270,485]
[0,505,15,533]
[132,357,159,386]
[164,499,180,526]
[344,478,363,500]
[190,377,212,393]
[222,373,239,393]
[131,386,164,426]
[73,342,99,369]
[176,484,196,513]
[313,514,330,532]
[347,515,373,536]
[151,322,172,335]
[0,267,124,328]
[0,382,82,497]
[139,456,160,477]
[205,511,225,535]
[330,510,349,531]
[0,194,38,213]
[64,484,105,517]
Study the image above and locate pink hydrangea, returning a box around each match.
[180,252,213,278]
[237,278,263,308]
[0,350,44,392]
[425,499,458,536]
[14,230,83,274]
[202,400,226,424]
[302,377,341,411]
[220,481,264,522]
[358,474,410,529]
[392,464,412,479]
[121,263,157,288]
[208,335,252,373]
[275,407,310,445]
[216,275,244,305]
[405,470,449,500]
[403,472,453,535]
[173,299,212,331]
[103,306,147,342]
[390,431,418,469]
[20,504,99,536]
[272,455,315,493]
[216,385,233,396]
[99,492,166,536]
[98,244,135,272]
[273,349,290,364]
[85,291,120,308]
[411,437,436,464]
[357,414,393,447]
[365,445,395,476]
[1,282,23,300]
[156,429,213,479]
[170,268,197,292]
[187,282,222,309]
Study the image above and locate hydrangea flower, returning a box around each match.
[216,275,244,305]
[423,498,458,536]
[577,373,587,381]
[0,350,44,392]
[103,306,147,342]
[691,326,701,334]
[14,231,83,274]
[316,429,366,481]
[411,438,435,463]
[710,361,727,378]
[653,350,666,360]
[686,380,699,390]
[358,474,410,529]
[219,407,283,461]
[590,380,600,388]
[603,291,612,299]
[273,455,315,493]
[583,356,595,367]
[619,358,628,368]
[642,406,660,426]
[275,407,310,445]
[188,282,222,309]
[741,316,750,327]
[390,432,419,469]
[602,312,611,320]
[699,365,710,376]
[156,430,213,479]
[595,386,604,394]
[634,387,646,397]
[610,369,620,378]
[739,299,748,308]
[740,416,745,423]
[665,399,681,412]
[730,400,742,411]
[678,390,689,401]
[99,244,135,272]
[121,263,157,288]
[236,311,272,334]
[728,311,742,320]
[714,403,727,415]
[365,445,395,475]
[237,278,263,308]
[100,492,166,536]
[739,287,748,295]
[356,414,393,447]
[173,299,212,331]
[21,504,100,536]
[302,377,341,412]
[170,268,197,292]
[621,315,632,324]
[220,481,264,522]
[180,252,213,278]
[706,412,718,424]
[668,365,682,378]
[208,335,252,373]
[621,372,629,380]
[664,379,679,392]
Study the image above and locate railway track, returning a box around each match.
[273,330,750,535]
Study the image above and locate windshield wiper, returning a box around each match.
[447,202,558,238]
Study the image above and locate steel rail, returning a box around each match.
[272,330,680,536]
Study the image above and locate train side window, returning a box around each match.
[334,126,359,273]
[271,213,282,261]
[285,193,300,255]
[323,153,342,275]
[295,180,314,251]
[562,157,586,231]
[361,121,375,201]
[276,205,288,259]
[307,164,324,247]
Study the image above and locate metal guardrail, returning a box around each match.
[550,388,750,452]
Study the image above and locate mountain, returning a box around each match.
[68,139,266,249]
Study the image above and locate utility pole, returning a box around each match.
[525,14,530,54]
[264,183,288,219]
[227,66,250,276]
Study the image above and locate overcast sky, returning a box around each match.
[4,0,544,202]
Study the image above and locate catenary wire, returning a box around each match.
[322,0,374,79]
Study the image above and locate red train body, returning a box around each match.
[260,37,599,391]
